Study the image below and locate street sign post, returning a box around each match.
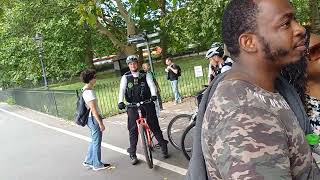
[136,39,160,48]
[127,31,161,73]
[147,32,159,38]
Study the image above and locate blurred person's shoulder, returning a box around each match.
[209,79,257,108]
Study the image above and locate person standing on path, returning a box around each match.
[165,57,182,104]
[80,69,110,171]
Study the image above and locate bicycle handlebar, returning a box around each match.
[125,99,153,108]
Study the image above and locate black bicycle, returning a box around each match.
[180,86,206,160]
[167,113,193,150]
[181,118,196,161]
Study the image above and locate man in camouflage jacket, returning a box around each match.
[201,0,318,179]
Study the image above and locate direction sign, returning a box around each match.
[147,32,159,39]
[126,32,161,73]
[136,39,160,48]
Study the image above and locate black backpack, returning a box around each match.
[186,72,318,180]
[74,89,90,127]
[177,65,182,77]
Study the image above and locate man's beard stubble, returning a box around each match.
[259,35,292,62]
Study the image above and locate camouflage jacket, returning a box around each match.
[202,80,313,180]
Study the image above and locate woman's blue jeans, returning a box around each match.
[84,116,103,168]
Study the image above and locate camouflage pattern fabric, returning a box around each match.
[202,80,314,179]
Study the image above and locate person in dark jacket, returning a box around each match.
[118,55,169,165]
[165,57,181,104]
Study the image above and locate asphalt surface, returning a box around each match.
[0,99,196,180]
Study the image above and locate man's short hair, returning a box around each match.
[80,69,96,83]
[166,57,173,62]
[222,0,259,57]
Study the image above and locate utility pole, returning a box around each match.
[33,33,48,88]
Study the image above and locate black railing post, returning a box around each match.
[51,90,60,117]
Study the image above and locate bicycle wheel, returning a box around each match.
[167,114,192,150]
[139,124,153,169]
[181,121,196,161]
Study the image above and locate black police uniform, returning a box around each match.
[209,56,233,82]
[124,71,168,156]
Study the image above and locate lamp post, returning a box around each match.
[33,33,48,88]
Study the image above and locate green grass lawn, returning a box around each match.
[51,55,207,91]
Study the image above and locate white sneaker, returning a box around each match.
[82,162,93,168]
[92,163,111,171]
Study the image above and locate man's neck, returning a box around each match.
[226,59,280,92]
[307,79,320,99]
[130,70,139,77]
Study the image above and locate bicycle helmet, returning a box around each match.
[126,55,139,64]
[205,42,224,59]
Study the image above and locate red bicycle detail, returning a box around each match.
[126,100,154,169]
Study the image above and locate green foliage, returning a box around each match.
[0,0,116,88]
[6,96,15,105]
[75,0,102,26]
[163,0,313,55]
[161,0,226,54]
[0,0,315,89]
[291,0,311,25]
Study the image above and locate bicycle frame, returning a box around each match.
[126,100,154,147]
[136,108,153,147]
[126,100,154,169]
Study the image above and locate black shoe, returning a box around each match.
[161,144,169,159]
[130,155,139,165]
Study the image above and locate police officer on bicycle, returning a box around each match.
[118,55,169,165]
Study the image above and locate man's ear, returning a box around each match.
[239,33,257,53]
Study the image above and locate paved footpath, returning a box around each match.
[0,98,196,180]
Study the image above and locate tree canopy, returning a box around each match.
[0,0,318,88]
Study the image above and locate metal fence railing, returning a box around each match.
[95,66,209,116]
[0,66,210,119]
[0,89,78,120]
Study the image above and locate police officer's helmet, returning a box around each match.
[205,42,224,59]
[126,55,139,64]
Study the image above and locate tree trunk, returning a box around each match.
[114,0,137,36]
[121,44,136,55]
[84,24,94,68]
[100,0,138,56]
[310,0,320,33]
[158,0,168,64]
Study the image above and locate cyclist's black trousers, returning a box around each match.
[126,102,168,155]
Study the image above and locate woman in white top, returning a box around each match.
[80,69,110,171]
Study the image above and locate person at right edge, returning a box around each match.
[201,0,319,179]
[118,55,169,165]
